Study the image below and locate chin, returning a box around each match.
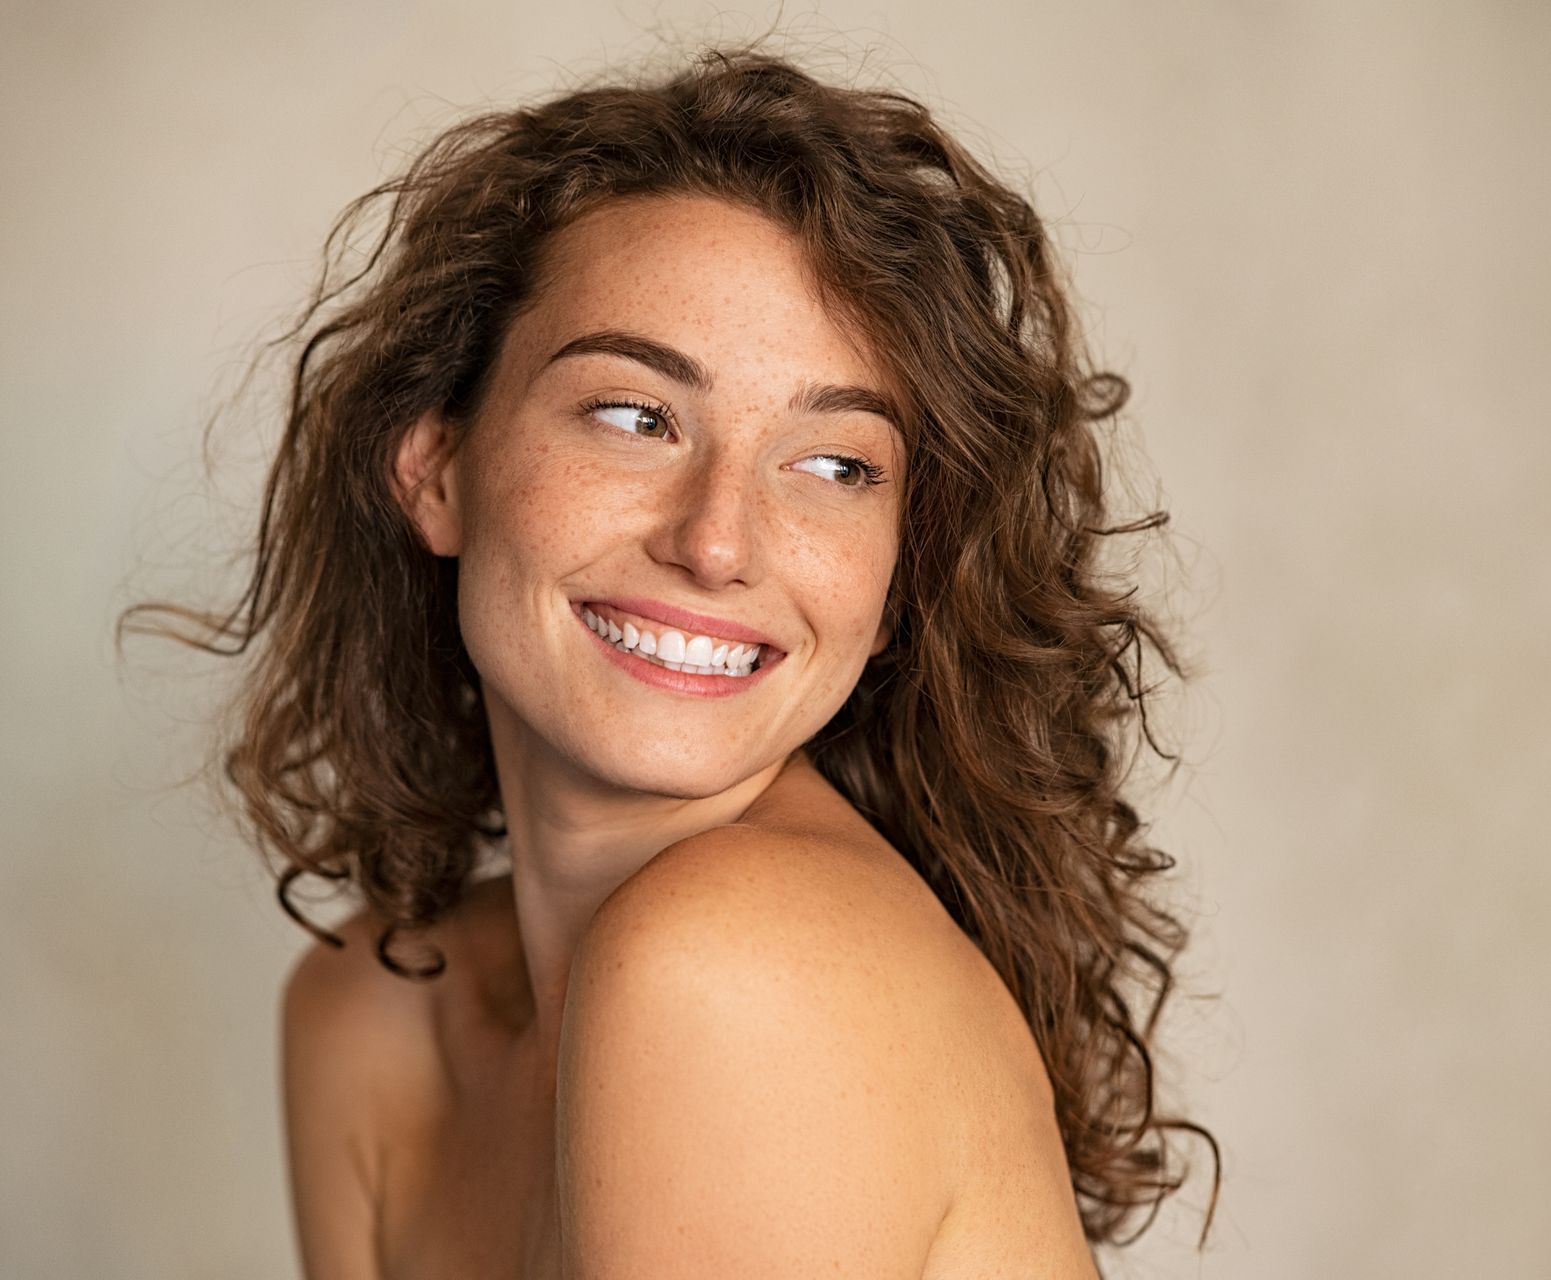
[574,739,767,799]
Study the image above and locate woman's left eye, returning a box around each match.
[793,454,889,489]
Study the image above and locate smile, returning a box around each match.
[581,603,762,676]
[570,601,785,698]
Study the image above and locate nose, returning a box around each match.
[643,444,767,589]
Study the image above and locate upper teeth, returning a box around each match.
[581,605,764,676]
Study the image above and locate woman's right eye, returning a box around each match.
[581,398,674,439]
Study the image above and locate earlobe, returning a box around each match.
[869,618,890,657]
[392,409,464,557]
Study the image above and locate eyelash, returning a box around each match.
[577,396,888,490]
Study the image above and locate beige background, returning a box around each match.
[3,1,1547,1276]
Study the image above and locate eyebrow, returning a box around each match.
[543,329,901,429]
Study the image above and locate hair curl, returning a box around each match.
[120,42,1220,1256]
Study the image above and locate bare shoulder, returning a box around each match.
[573,802,1022,1093]
[582,799,1017,1064]
[555,824,985,1275]
[562,814,1097,1277]
[280,887,508,1279]
[280,905,444,1098]
[282,873,521,1062]
[582,819,966,980]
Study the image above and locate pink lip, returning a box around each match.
[572,595,787,653]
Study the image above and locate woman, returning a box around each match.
[124,44,1219,1279]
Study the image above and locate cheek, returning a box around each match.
[460,443,603,573]
[785,517,898,647]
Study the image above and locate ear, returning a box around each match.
[393,409,464,556]
[868,615,891,657]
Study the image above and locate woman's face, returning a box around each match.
[403,193,905,798]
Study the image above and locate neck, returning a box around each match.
[487,711,806,1062]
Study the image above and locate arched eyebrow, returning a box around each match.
[544,329,901,431]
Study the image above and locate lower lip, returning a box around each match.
[570,602,786,698]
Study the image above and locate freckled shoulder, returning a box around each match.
[606,822,1094,1279]
[589,820,942,947]
[555,824,977,1274]
[570,821,998,1157]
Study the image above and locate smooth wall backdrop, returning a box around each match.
[3,2,1546,1277]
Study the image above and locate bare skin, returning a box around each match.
[282,194,1099,1277]
[283,753,1098,1279]
[392,193,906,1074]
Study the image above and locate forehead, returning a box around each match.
[513,193,895,394]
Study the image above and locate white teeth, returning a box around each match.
[580,605,761,677]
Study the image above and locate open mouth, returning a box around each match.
[576,601,779,678]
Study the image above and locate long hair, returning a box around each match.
[120,42,1220,1252]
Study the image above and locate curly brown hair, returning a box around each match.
[120,42,1220,1256]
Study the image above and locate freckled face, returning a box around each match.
[445,194,904,797]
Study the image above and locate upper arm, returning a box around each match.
[554,832,955,1279]
[280,913,427,1280]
